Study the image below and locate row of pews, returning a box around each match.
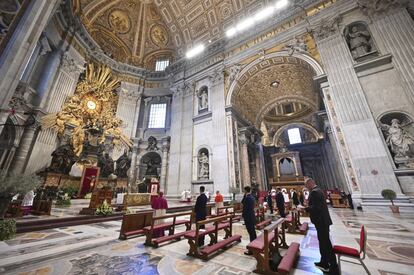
[118,205,309,274]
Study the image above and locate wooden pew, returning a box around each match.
[184,213,242,260]
[144,211,192,247]
[331,194,348,208]
[119,210,153,240]
[216,205,242,222]
[285,210,308,235]
[255,206,272,230]
[247,218,300,274]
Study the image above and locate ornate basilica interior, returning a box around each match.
[1,0,414,274]
[2,0,414,209]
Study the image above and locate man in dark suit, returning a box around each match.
[194,185,208,246]
[266,191,273,214]
[303,178,338,274]
[242,186,257,255]
[275,188,286,218]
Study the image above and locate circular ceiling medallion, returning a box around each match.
[150,24,169,47]
[108,9,131,34]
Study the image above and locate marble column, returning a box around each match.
[166,84,185,196]
[116,83,143,139]
[159,137,170,193]
[24,52,84,174]
[238,129,251,188]
[313,16,403,204]
[129,138,140,188]
[9,121,40,174]
[0,0,59,132]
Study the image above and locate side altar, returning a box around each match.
[270,149,305,191]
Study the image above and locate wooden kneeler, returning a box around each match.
[184,213,242,260]
[247,218,300,274]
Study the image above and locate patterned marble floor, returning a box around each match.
[0,208,413,275]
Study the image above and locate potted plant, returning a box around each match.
[0,173,42,219]
[381,189,399,213]
[0,219,16,241]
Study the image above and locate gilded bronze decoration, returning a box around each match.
[42,64,132,157]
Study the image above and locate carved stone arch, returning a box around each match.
[377,110,414,124]
[226,51,324,106]
[272,123,321,146]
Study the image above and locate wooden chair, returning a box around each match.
[333,225,371,275]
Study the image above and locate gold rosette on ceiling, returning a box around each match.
[42,63,132,156]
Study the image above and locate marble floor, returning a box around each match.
[0,208,413,275]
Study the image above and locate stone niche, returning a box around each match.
[344,21,378,62]
[379,112,414,197]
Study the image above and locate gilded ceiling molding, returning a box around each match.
[255,96,318,127]
[226,51,324,107]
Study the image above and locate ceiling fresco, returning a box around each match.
[75,0,271,65]
[76,0,177,68]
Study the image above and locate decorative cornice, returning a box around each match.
[119,88,143,100]
[61,52,85,75]
[208,68,224,86]
[357,0,408,18]
[310,15,343,41]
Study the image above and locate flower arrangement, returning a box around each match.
[95,200,113,215]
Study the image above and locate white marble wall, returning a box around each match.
[313,9,406,203]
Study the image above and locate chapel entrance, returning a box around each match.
[227,54,346,193]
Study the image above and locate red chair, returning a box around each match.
[333,225,371,274]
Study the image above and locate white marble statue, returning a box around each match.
[198,152,209,179]
[381,119,414,159]
[345,25,372,59]
[198,89,208,110]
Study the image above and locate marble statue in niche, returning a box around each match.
[381,118,414,167]
[197,86,208,111]
[344,23,375,60]
[198,150,209,180]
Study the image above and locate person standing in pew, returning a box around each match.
[151,191,169,237]
[302,178,339,274]
[275,188,286,218]
[195,186,208,246]
[214,190,224,214]
[266,191,273,214]
[242,186,257,255]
